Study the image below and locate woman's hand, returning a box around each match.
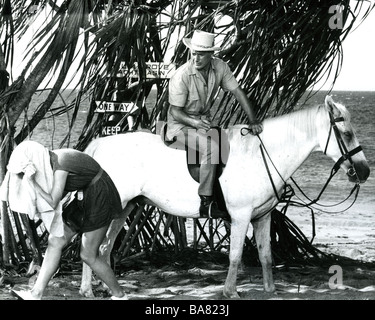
[27,168,68,210]
[24,164,37,181]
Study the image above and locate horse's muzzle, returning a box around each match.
[347,161,370,183]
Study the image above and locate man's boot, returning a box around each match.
[199,195,229,219]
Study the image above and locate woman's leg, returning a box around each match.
[29,224,76,299]
[80,225,125,298]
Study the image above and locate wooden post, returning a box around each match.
[118,205,144,255]
[209,218,214,251]
[178,217,187,248]
[0,138,11,265]
[194,219,212,249]
[149,211,170,252]
[12,212,31,262]
[122,206,153,257]
[0,203,11,265]
[8,219,22,263]
[20,214,43,265]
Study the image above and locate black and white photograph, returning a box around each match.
[0,0,374,309]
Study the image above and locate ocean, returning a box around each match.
[291,91,375,213]
[18,89,375,220]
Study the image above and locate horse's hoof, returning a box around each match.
[264,285,276,293]
[79,288,95,298]
[26,261,41,277]
[223,290,240,299]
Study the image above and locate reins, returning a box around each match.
[306,111,363,209]
[240,109,363,238]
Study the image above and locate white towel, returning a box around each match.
[0,141,64,237]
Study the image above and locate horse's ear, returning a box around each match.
[324,95,340,116]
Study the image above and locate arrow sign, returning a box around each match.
[95,101,138,113]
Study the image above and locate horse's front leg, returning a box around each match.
[223,212,251,299]
[252,212,275,293]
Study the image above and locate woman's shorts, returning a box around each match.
[78,170,122,233]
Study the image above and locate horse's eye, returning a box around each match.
[343,131,352,138]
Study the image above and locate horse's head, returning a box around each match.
[317,96,370,183]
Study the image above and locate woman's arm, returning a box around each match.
[28,169,68,209]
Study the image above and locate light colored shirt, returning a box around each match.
[167,57,239,139]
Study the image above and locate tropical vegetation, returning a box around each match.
[0,0,373,270]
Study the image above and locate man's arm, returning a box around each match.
[231,86,263,135]
[169,105,211,131]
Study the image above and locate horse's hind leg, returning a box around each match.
[80,262,95,297]
[252,213,275,293]
[79,201,137,297]
[223,212,251,299]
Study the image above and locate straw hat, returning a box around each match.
[182,30,221,52]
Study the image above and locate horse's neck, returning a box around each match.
[227,106,320,179]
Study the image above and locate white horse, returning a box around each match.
[80,96,369,298]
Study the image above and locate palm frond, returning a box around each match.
[1,0,375,269]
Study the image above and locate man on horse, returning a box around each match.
[166,30,263,219]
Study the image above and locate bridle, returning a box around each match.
[287,109,364,211]
[241,107,364,230]
[323,111,363,181]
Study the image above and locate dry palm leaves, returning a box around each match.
[0,0,374,270]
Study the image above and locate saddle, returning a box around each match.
[161,124,230,214]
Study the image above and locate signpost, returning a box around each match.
[98,61,173,136]
[116,61,176,79]
[101,125,121,136]
[94,101,138,113]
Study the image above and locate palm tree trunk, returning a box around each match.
[0,44,11,265]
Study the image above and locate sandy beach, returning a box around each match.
[2,200,374,302]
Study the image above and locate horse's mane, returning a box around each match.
[331,101,351,122]
[228,101,350,154]
[229,105,318,140]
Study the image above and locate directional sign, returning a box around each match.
[101,125,121,136]
[94,101,138,113]
[116,62,176,79]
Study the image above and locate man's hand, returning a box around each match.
[248,120,263,135]
[170,106,212,131]
[195,118,211,131]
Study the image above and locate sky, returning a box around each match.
[13,2,375,92]
[317,5,375,91]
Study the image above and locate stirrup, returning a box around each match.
[200,200,228,219]
[206,201,213,218]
